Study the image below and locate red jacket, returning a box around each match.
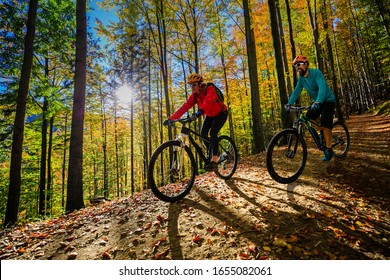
[169,85,227,120]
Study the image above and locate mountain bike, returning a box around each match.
[148,116,238,202]
[266,105,350,184]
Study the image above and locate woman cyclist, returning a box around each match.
[163,73,228,171]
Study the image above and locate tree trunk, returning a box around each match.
[4,0,38,227]
[321,0,343,120]
[285,0,297,86]
[374,0,390,48]
[216,4,235,140]
[268,0,291,129]
[243,0,265,153]
[66,0,87,213]
[47,116,54,215]
[148,32,152,187]
[114,109,119,198]
[141,91,148,191]
[156,0,172,142]
[275,0,292,94]
[332,26,347,118]
[39,57,49,216]
[61,113,68,210]
[130,99,134,196]
[307,0,324,71]
[39,98,48,216]
[101,96,108,197]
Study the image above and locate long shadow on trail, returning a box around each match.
[167,178,371,259]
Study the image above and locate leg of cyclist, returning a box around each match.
[320,102,336,161]
[200,117,212,156]
[201,111,228,171]
[306,105,324,156]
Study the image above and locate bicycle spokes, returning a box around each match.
[215,136,238,180]
[331,122,350,159]
[266,130,307,184]
[149,141,196,202]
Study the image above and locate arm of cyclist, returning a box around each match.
[169,92,197,121]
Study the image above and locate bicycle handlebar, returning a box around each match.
[164,116,193,126]
[285,105,311,112]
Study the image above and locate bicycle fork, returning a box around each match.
[171,144,185,173]
[285,132,300,159]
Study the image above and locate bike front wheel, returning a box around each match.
[215,135,238,180]
[266,129,307,184]
[148,140,196,202]
[331,121,350,159]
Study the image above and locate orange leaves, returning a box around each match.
[102,249,112,260]
[305,213,316,219]
[248,244,257,253]
[192,234,203,244]
[326,226,347,238]
[155,249,170,260]
[18,247,26,254]
[156,215,166,223]
[143,222,152,231]
[238,252,250,260]
[206,227,219,236]
[318,194,334,200]
[286,235,299,243]
[29,232,49,239]
[151,237,167,248]
[99,236,109,246]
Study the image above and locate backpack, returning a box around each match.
[205,82,224,102]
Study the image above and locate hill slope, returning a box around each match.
[1,114,389,260]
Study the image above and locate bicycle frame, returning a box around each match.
[175,121,211,165]
[299,117,324,149]
[292,108,324,150]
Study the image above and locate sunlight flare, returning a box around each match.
[115,84,133,106]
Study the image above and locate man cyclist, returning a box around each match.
[286,55,336,161]
[164,73,228,171]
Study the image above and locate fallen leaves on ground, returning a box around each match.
[0,114,389,260]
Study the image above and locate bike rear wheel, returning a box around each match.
[148,140,196,202]
[266,129,307,184]
[331,121,350,159]
[214,135,238,180]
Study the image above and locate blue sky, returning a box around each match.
[89,0,118,29]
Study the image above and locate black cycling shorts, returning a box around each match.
[306,102,335,129]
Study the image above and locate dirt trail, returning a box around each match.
[1,113,389,260]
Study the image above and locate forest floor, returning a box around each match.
[1,113,389,260]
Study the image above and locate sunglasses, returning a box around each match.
[293,62,306,68]
[190,83,198,88]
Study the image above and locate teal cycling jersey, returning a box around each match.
[288,68,336,105]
